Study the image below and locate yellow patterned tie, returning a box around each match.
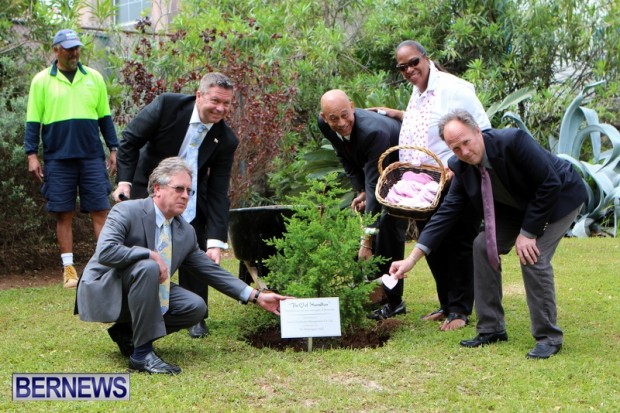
[157,219,172,314]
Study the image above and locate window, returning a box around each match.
[116,0,150,25]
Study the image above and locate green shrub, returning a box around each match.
[264,174,384,333]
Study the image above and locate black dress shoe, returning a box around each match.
[526,343,562,359]
[129,351,182,375]
[366,301,406,320]
[107,323,134,357]
[188,320,209,338]
[460,331,508,347]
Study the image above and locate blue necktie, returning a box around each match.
[157,219,172,314]
[182,124,207,223]
[479,165,500,271]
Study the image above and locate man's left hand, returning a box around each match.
[256,291,293,316]
[351,192,366,212]
[515,234,540,265]
[206,247,222,264]
[358,245,372,261]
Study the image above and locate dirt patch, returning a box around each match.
[0,267,62,290]
[0,241,94,290]
[244,318,402,351]
[0,239,95,274]
[240,284,398,351]
[0,272,61,290]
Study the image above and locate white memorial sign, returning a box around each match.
[280,297,341,339]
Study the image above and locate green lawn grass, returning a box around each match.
[1,238,619,412]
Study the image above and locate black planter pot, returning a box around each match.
[228,205,294,283]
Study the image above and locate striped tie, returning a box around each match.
[157,219,172,314]
[182,124,207,223]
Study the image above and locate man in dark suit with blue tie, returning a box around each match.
[318,89,408,320]
[78,157,288,374]
[390,109,587,359]
[114,73,238,338]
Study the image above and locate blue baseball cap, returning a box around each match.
[52,29,84,49]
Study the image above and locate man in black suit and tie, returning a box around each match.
[318,89,408,320]
[114,73,238,338]
[390,109,587,359]
[77,157,288,374]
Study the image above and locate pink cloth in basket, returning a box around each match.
[401,171,434,184]
[385,172,439,208]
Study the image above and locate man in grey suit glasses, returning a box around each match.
[77,157,288,374]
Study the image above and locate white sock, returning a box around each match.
[61,253,74,267]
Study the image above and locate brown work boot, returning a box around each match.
[63,265,78,289]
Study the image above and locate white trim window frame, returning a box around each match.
[115,0,150,26]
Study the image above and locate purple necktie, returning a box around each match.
[479,165,500,270]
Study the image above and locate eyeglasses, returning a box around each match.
[166,184,195,196]
[395,56,422,72]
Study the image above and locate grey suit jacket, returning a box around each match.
[76,198,248,323]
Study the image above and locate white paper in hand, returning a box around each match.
[381,273,398,290]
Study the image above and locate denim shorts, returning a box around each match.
[41,158,112,213]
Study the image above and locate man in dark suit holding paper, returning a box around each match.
[390,109,587,359]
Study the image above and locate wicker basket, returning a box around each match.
[375,145,447,220]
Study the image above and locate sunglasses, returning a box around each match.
[395,56,422,72]
[166,184,195,196]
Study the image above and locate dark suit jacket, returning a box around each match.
[76,198,249,323]
[317,109,401,217]
[418,128,587,251]
[117,93,239,242]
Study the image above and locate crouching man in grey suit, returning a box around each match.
[76,157,289,374]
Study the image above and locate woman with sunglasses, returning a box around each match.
[371,40,491,331]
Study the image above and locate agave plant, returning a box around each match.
[505,81,620,237]
[486,87,536,121]
[553,81,620,237]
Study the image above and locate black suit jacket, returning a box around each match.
[318,109,401,216]
[117,93,239,242]
[418,128,587,251]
